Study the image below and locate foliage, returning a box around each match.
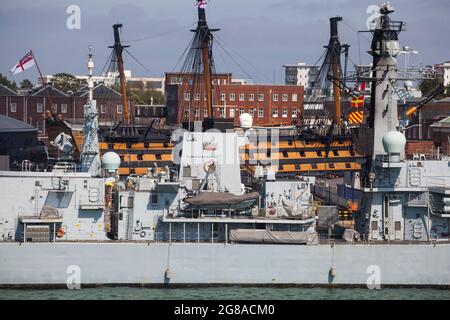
[52,73,86,93]
[128,89,165,105]
[418,78,450,100]
[20,79,33,89]
[0,73,18,91]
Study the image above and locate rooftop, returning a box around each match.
[0,114,37,133]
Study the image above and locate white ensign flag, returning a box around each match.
[10,51,36,75]
[196,0,207,9]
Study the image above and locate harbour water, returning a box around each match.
[1,287,450,300]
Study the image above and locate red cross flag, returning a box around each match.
[351,96,365,108]
[10,51,36,75]
[195,0,207,9]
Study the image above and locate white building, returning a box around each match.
[443,61,450,87]
[283,62,320,91]
[38,70,165,94]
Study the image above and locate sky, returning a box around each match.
[1,0,449,85]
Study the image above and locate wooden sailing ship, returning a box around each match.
[45,1,364,178]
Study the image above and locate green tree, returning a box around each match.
[419,78,450,100]
[20,79,33,89]
[129,90,165,105]
[52,73,86,93]
[0,73,18,91]
[419,78,442,96]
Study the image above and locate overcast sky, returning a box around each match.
[1,0,449,85]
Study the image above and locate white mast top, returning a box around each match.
[87,45,94,102]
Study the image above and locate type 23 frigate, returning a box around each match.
[0,3,449,288]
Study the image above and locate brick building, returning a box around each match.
[0,83,131,132]
[165,72,304,126]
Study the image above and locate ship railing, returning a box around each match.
[153,231,225,244]
[406,192,428,207]
[53,162,77,173]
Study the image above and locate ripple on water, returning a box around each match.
[0,287,450,300]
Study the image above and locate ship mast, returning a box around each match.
[329,17,343,127]
[109,24,131,127]
[191,1,219,121]
[80,46,101,176]
[367,3,404,157]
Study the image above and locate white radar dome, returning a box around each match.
[382,131,406,154]
[239,113,253,128]
[101,152,121,172]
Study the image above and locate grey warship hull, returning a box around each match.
[1,242,449,287]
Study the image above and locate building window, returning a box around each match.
[239,108,244,115]
[61,104,68,113]
[292,109,298,118]
[249,108,255,117]
[282,108,288,118]
[258,93,264,102]
[272,108,278,117]
[249,94,255,101]
[100,104,106,114]
[204,108,208,117]
[239,93,245,101]
[282,94,288,102]
[229,108,235,118]
[219,107,225,118]
[51,103,58,114]
[273,94,279,102]
[194,93,200,101]
[171,77,182,85]
[220,93,225,101]
[194,108,200,118]
[117,105,123,114]
[292,93,298,102]
[258,108,264,118]
[10,103,17,113]
[184,111,189,120]
[229,93,235,101]
[37,103,43,113]
[151,194,158,204]
[184,92,190,101]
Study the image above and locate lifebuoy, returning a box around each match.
[140,231,146,238]
[56,228,65,238]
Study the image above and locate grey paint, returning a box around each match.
[0,242,449,286]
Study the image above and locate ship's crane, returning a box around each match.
[405,84,445,117]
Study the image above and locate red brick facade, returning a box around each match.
[165,73,304,126]
[0,84,129,132]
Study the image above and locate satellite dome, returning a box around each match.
[239,113,253,128]
[382,131,406,154]
[404,80,413,89]
[101,152,121,172]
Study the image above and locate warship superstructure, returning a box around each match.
[0,2,449,288]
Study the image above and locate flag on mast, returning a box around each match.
[195,0,207,9]
[10,51,36,75]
